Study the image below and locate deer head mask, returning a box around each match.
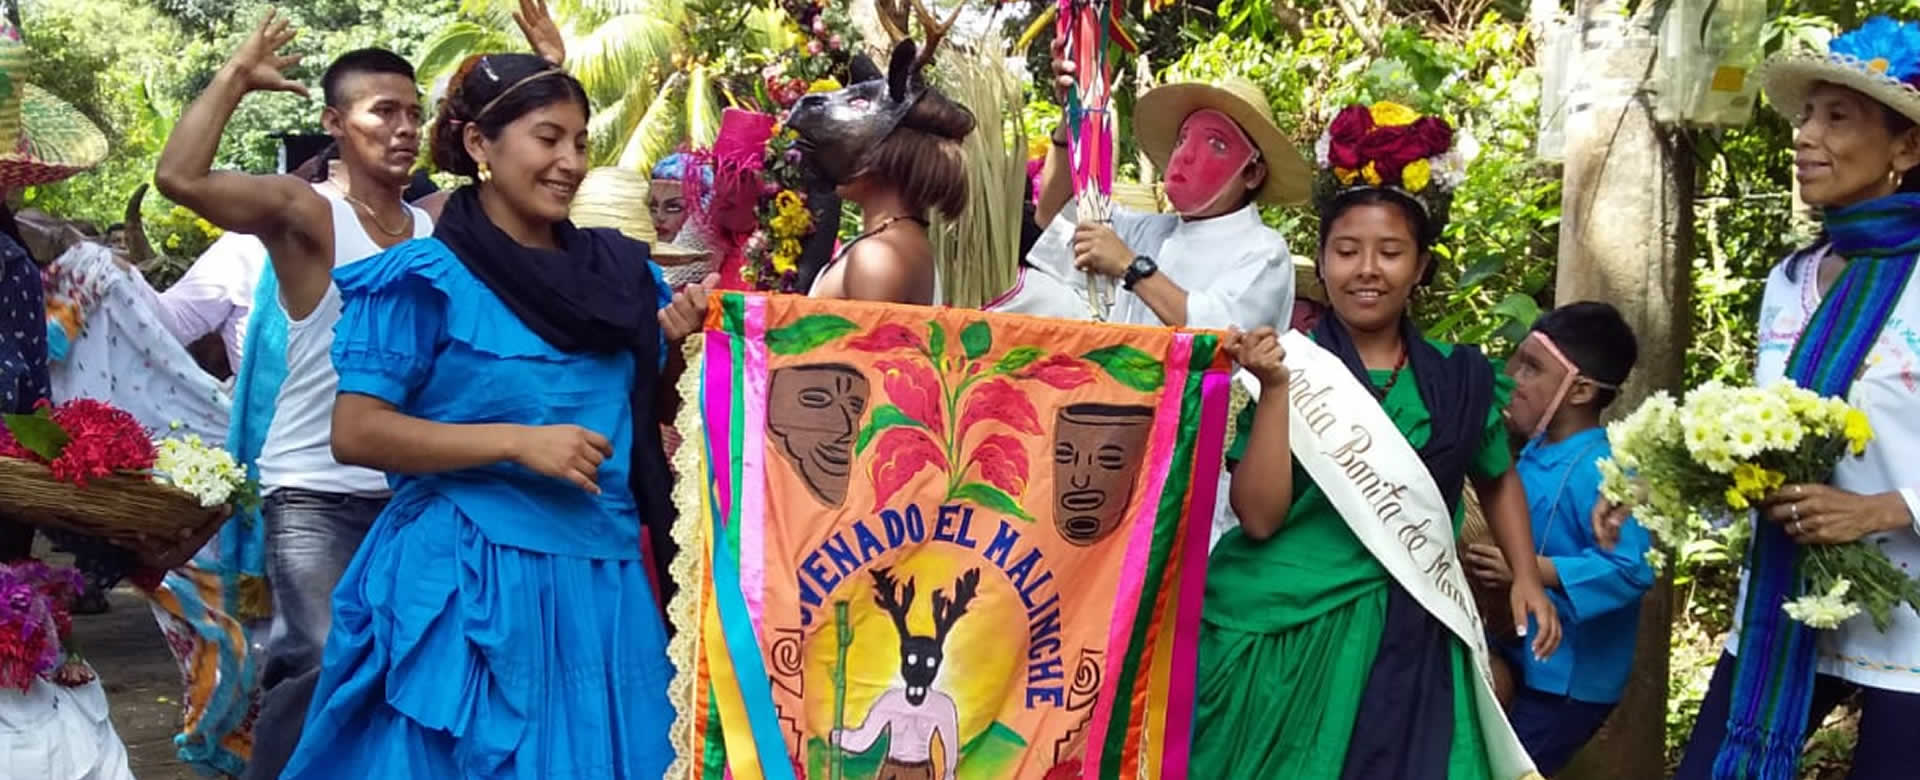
[870,566,980,705]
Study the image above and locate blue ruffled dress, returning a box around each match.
[280,238,676,779]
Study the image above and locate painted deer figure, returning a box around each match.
[835,566,981,780]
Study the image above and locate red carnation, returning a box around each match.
[1409,116,1454,159]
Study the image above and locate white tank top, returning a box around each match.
[257,195,432,496]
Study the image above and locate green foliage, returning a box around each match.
[1162,12,1559,352]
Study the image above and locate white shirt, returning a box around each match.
[133,232,266,372]
[986,203,1295,556]
[256,196,432,496]
[985,203,1295,332]
[1731,246,1920,691]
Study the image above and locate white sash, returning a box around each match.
[1273,331,1541,780]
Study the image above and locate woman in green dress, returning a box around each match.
[1195,103,1562,779]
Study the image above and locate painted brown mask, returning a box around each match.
[768,364,871,506]
[784,40,923,186]
[1052,404,1155,546]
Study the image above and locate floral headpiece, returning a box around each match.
[1312,101,1470,218]
[1760,16,1920,128]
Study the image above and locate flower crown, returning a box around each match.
[1829,16,1920,90]
[1313,102,1469,216]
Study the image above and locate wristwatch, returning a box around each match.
[1122,255,1158,291]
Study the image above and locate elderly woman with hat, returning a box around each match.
[1641,17,1920,779]
[986,39,1300,332]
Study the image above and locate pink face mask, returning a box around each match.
[1165,109,1258,215]
[1524,331,1620,438]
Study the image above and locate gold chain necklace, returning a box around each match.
[341,192,413,238]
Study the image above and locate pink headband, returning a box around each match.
[1526,331,1619,438]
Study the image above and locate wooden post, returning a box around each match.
[1552,3,1693,778]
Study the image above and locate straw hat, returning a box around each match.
[0,24,108,191]
[1759,16,1920,128]
[1133,77,1311,206]
[1294,255,1326,303]
[569,168,705,260]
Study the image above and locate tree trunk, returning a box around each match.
[1551,3,1694,778]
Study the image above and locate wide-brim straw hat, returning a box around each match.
[1759,16,1920,128]
[570,168,705,260]
[1134,77,1311,206]
[0,26,108,191]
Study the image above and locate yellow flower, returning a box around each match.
[1361,162,1382,186]
[1370,101,1420,127]
[1402,158,1432,193]
[809,78,842,93]
[1028,135,1051,160]
[772,239,802,273]
[774,190,805,212]
[1335,167,1359,185]
[1725,487,1749,510]
[1732,463,1765,495]
[1844,409,1874,455]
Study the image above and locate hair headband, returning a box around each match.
[468,58,566,125]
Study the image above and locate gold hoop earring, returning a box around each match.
[477,162,493,183]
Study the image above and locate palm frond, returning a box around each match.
[743,5,803,51]
[416,21,515,85]
[619,70,688,174]
[588,79,657,167]
[685,64,721,149]
[927,28,1025,309]
[569,13,683,107]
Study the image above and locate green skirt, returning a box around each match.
[1190,585,1494,779]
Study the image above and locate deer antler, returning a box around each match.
[870,567,915,637]
[931,568,981,642]
[908,0,966,73]
[874,0,912,44]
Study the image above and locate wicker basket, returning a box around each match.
[0,456,230,568]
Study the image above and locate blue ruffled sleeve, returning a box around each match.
[330,240,449,406]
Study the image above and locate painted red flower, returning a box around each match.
[848,323,926,353]
[1019,354,1095,390]
[877,358,945,436]
[969,434,1030,496]
[958,378,1042,439]
[870,427,948,510]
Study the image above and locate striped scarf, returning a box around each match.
[1717,193,1920,778]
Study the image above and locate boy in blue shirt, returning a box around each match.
[1464,301,1655,774]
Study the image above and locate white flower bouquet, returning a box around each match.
[151,434,256,511]
[1598,381,1920,630]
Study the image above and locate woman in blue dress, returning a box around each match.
[282,52,711,778]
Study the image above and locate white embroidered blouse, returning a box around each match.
[1731,245,1920,691]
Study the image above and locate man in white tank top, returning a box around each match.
[154,16,433,779]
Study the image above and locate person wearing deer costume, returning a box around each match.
[1200,102,1560,779]
[785,37,975,304]
[984,38,1298,333]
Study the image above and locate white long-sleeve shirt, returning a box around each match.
[986,203,1295,332]
[128,232,266,371]
[1731,245,1920,692]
